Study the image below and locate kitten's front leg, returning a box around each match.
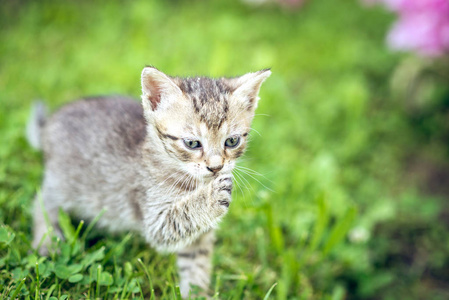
[143,174,232,251]
[32,195,63,255]
[177,230,215,298]
[175,175,233,298]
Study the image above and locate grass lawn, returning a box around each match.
[1,0,449,299]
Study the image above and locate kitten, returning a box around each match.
[27,66,270,297]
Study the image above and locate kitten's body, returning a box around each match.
[29,67,270,297]
[39,97,145,231]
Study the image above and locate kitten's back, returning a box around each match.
[43,96,146,160]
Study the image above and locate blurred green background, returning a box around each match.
[1,0,449,299]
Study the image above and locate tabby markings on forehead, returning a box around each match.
[178,77,232,130]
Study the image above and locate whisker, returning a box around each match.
[231,172,245,198]
[158,170,183,187]
[176,173,193,200]
[236,168,275,193]
[250,128,262,137]
[232,171,249,207]
[235,165,264,176]
[194,170,199,192]
[235,165,275,184]
[233,169,253,193]
[167,172,188,197]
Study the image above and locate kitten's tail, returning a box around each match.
[26,101,47,150]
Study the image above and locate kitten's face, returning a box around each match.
[141,68,270,180]
[152,87,251,178]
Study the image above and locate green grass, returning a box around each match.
[1,0,449,299]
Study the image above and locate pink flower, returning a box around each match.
[383,0,448,13]
[366,0,449,57]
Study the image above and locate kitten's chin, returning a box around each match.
[199,172,228,182]
[211,171,232,179]
[201,173,215,183]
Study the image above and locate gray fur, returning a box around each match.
[26,101,47,150]
[30,67,270,298]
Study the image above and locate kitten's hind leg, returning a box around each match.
[177,230,215,298]
[32,194,62,256]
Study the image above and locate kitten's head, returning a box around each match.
[141,67,270,180]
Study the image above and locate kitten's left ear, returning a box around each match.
[229,69,271,111]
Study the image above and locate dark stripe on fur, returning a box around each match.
[155,125,179,140]
[198,249,210,256]
[178,252,196,259]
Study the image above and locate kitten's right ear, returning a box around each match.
[141,67,182,111]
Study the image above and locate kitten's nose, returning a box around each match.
[207,155,223,173]
[207,165,223,173]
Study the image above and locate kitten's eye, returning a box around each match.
[183,139,202,150]
[225,136,240,148]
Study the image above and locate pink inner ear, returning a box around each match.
[147,91,161,111]
[143,77,163,111]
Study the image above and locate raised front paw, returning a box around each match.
[211,175,233,208]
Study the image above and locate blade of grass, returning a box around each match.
[80,209,106,242]
[10,277,26,299]
[137,258,155,299]
[58,209,75,242]
[323,206,357,255]
[44,284,56,300]
[35,262,40,299]
[309,193,328,253]
[96,265,102,299]
[213,273,221,299]
[263,282,278,300]
[103,233,133,263]
[71,220,84,250]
